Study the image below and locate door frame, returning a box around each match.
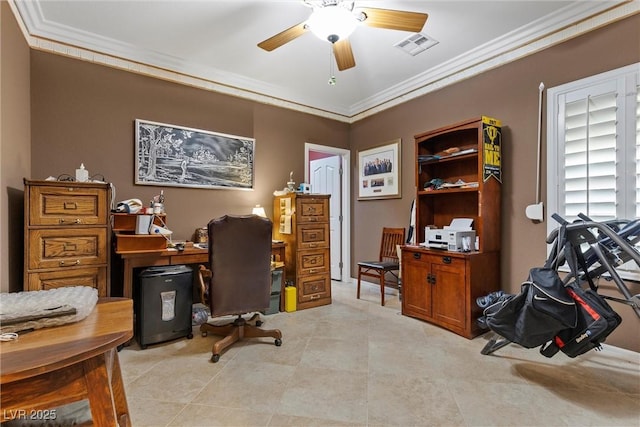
[305,143,351,282]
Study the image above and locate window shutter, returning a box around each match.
[548,64,640,281]
[562,91,618,222]
[636,87,640,218]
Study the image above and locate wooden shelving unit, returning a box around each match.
[401,117,503,338]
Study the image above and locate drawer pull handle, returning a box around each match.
[60,260,80,267]
[64,202,78,210]
[309,243,317,248]
[63,243,77,251]
[309,269,315,274]
[59,218,82,224]
[310,294,320,299]
[309,258,318,264]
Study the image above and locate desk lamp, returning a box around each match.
[252,205,267,218]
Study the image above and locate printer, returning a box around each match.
[423,218,476,252]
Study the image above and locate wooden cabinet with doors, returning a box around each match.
[402,247,499,338]
[401,117,502,338]
[24,179,111,297]
[273,193,332,310]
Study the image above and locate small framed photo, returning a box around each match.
[357,138,401,200]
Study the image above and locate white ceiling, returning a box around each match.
[11,0,637,122]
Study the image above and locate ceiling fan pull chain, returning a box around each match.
[328,46,336,85]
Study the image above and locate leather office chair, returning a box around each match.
[198,215,282,363]
[357,227,406,306]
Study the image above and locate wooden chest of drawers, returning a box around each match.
[273,193,331,310]
[24,179,111,296]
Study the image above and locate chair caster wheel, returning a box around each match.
[187,333,193,339]
[275,338,282,346]
[201,331,208,337]
[211,354,220,363]
[256,320,263,327]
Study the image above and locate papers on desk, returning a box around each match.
[280,215,292,234]
[278,197,292,234]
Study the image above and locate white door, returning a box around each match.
[310,156,341,281]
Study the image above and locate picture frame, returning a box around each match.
[135,119,255,190]
[357,138,401,200]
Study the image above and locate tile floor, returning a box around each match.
[119,281,640,427]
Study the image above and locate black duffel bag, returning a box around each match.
[484,267,578,348]
[540,283,622,358]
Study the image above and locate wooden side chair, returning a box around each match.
[357,227,406,305]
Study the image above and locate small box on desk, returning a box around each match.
[112,213,166,233]
[115,233,167,252]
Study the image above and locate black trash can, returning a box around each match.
[135,265,193,349]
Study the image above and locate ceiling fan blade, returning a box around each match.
[258,22,308,51]
[333,39,355,71]
[357,8,428,32]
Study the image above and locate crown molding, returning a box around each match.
[10,0,638,124]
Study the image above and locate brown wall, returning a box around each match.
[350,14,640,351]
[4,7,639,351]
[29,52,350,241]
[1,1,31,292]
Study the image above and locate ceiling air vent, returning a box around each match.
[394,33,439,56]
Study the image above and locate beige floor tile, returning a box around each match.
[233,335,309,366]
[299,336,369,373]
[127,397,186,427]
[120,280,640,427]
[118,344,167,383]
[278,366,368,424]
[367,373,466,426]
[368,339,446,379]
[126,355,225,403]
[311,318,370,344]
[449,377,640,427]
[264,312,319,340]
[168,403,272,427]
[191,360,295,413]
[268,413,362,426]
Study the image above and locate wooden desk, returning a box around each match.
[114,242,286,299]
[0,298,133,426]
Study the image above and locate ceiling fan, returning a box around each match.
[257,0,428,71]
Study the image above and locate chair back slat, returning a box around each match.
[379,227,406,263]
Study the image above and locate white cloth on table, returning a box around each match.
[0,286,98,333]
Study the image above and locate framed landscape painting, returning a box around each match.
[135,119,254,190]
[358,139,401,200]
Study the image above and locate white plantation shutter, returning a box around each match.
[636,88,640,218]
[548,63,640,280]
[562,90,618,222]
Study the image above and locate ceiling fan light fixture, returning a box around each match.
[307,6,358,43]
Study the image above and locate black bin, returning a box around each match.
[135,265,194,349]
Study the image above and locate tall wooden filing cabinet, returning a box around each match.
[273,193,331,310]
[24,179,111,297]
